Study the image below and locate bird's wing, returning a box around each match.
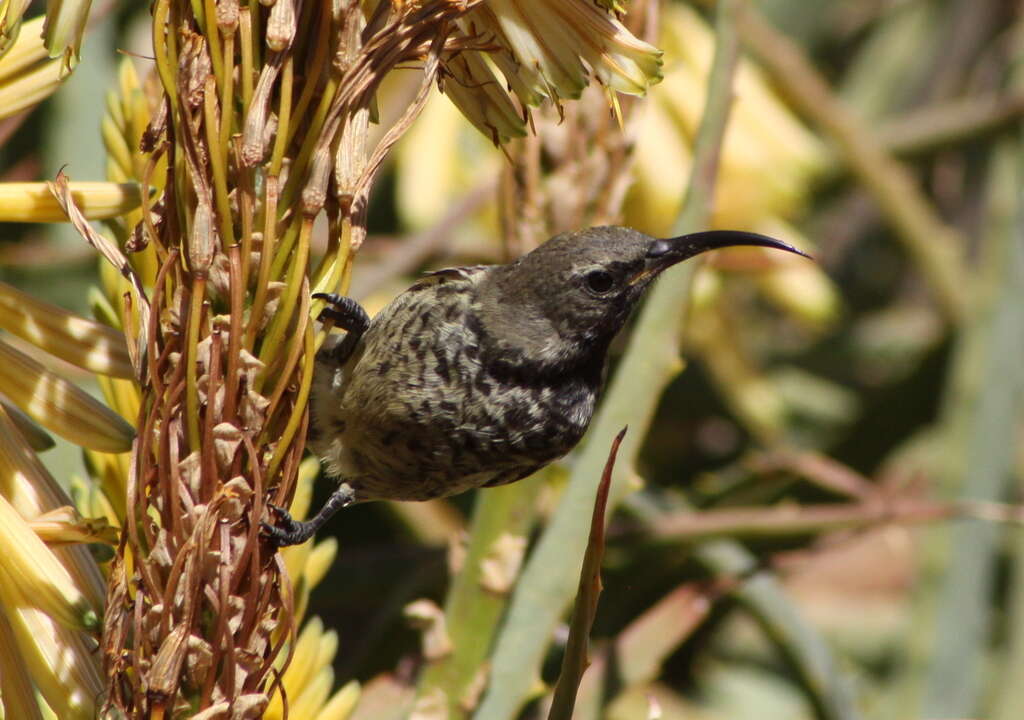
[421,265,490,281]
[409,265,490,289]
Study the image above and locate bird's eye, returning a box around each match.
[584,270,615,294]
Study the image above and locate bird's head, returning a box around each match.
[473,226,809,377]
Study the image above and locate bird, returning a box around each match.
[262,226,809,546]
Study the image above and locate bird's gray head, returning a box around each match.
[473,226,808,378]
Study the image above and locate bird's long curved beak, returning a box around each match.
[631,230,812,285]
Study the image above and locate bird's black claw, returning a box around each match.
[260,503,313,548]
[313,293,370,335]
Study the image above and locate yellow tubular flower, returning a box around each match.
[0,606,46,720]
[304,536,338,590]
[0,338,135,453]
[0,595,102,720]
[100,58,163,290]
[0,396,54,451]
[0,181,146,222]
[0,55,64,119]
[752,218,839,328]
[266,618,343,720]
[625,98,693,237]
[280,459,316,587]
[81,448,128,524]
[290,667,336,719]
[0,2,35,61]
[95,374,141,423]
[441,48,526,145]
[393,87,502,232]
[645,3,826,228]
[27,505,118,545]
[0,406,107,609]
[282,618,326,709]
[319,680,361,720]
[68,472,121,532]
[291,457,319,520]
[0,13,45,80]
[0,280,134,378]
[624,2,838,330]
[42,0,92,70]
[317,628,340,671]
[0,494,98,630]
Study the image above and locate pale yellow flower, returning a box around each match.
[0,181,146,223]
[469,0,661,100]
[0,494,98,631]
[0,337,136,454]
[0,280,134,377]
[0,0,32,57]
[444,0,662,142]
[41,0,93,70]
[442,47,527,144]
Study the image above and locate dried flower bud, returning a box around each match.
[301,145,332,217]
[217,0,240,35]
[189,199,216,273]
[178,33,212,110]
[266,0,296,52]
[241,65,279,167]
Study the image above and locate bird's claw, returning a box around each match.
[260,503,308,548]
[313,293,370,335]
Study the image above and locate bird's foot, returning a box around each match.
[260,485,357,549]
[260,503,317,548]
[313,293,370,335]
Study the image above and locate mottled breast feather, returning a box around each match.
[309,264,603,502]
